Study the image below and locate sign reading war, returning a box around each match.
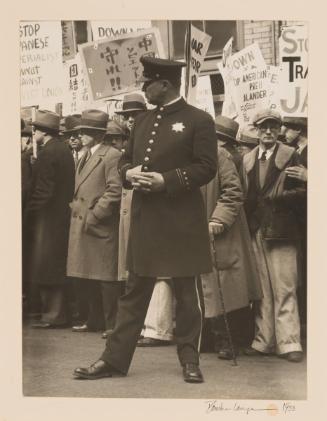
[279,25,308,117]
[79,28,164,101]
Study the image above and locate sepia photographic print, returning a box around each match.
[1,1,327,420]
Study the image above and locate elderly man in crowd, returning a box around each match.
[24,110,75,328]
[242,109,305,363]
[73,56,217,383]
[67,110,122,339]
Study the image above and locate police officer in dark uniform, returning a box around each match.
[73,56,217,383]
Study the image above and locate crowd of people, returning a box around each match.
[21,56,307,384]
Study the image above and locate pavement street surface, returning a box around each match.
[23,321,306,400]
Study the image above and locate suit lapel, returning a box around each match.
[75,143,110,194]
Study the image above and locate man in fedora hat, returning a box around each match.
[67,109,123,339]
[215,115,242,171]
[73,56,217,383]
[237,129,259,156]
[62,114,85,169]
[24,109,75,328]
[115,93,147,132]
[241,109,305,363]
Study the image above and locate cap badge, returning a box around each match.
[172,122,185,133]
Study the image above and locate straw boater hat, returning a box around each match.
[115,93,147,115]
[215,115,239,143]
[63,114,82,133]
[105,120,128,137]
[76,109,109,131]
[33,110,60,133]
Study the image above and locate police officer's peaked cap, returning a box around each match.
[139,56,186,83]
[253,109,282,127]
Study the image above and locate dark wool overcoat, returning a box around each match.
[24,137,75,285]
[66,144,122,282]
[118,98,217,278]
[201,147,262,317]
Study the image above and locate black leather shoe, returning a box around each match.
[137,337,172,347]
[243,347,267,356]
[73,360,120,380]
[32,322,67,329]
[279,351,303,363]
[101,330,114,339]
[218,347,239,360]
[182,363,204,383]
[72,324,89,333]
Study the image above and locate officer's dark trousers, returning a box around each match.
[101,272,203,375]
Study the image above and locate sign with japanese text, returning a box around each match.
[62,21,76,61]
[279,25,308,117]
[91,20,152,40]
[62,53,90,115]
[78,28,165,101]
[20,21,64,110]
[185,25,212,106]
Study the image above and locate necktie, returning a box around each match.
[260,151,267,161]
[79,150,91,173]
[74,151,79,168]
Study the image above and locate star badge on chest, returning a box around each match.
[172,122,185,133]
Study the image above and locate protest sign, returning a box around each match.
[20,21,65,110]
[223,43,270,128]
[218,37,238,119]
[78,28,165,101]
[181,73,215,119]
[266,65,281,113]
[279,25,308,117]
[91,21,152,40]
[62,21,76,61]
[62,53,90,115]
[185,24,212,106]
[193,75,215,119]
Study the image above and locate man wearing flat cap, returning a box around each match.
[74,56,217,383]
[67,110,123,339]
[241,109,306,363]
[24,109,75,328]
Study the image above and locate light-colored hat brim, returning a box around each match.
[74,125,107,131]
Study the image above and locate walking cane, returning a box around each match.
[210,237,238,367]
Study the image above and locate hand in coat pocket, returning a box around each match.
[84,210,110,238]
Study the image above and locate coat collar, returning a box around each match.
[243,141,295,174]
[155,97,187,115]
[75,143,111,194]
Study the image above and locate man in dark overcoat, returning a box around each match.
[74,56,217,383]
[24,110,75,328]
